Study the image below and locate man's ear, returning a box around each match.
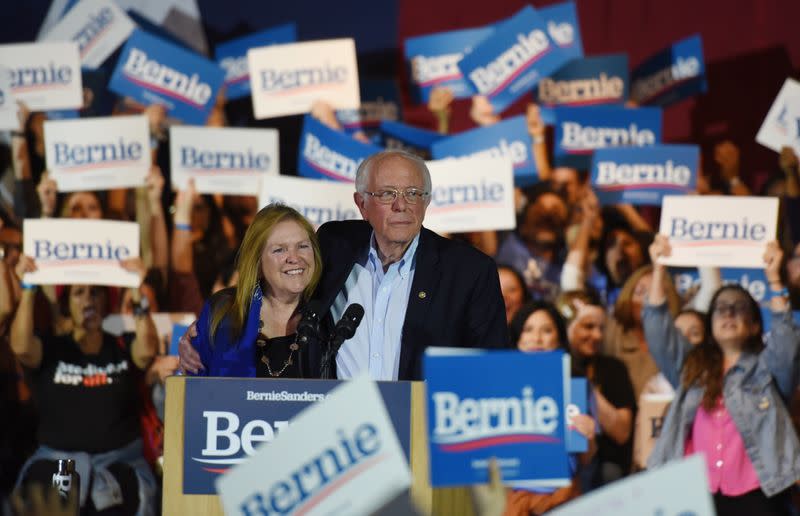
[354,192,367,217]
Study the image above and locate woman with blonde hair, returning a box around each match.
[190,204,322,378]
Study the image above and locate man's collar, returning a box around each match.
[366,232,420,277]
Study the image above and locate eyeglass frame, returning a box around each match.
[360,187,431,205]
[711,300,752,319]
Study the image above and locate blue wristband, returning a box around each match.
[21,282,37,291]
[175,223,191,231]
[770,287,789,299]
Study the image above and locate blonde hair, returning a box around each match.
[209,204,322,341]
[614,265,681,330]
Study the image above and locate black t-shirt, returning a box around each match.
[26,332,140,453]
[587,354,637,472]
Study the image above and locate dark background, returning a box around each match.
[3,0,800,187]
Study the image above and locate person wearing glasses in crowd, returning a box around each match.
[178,150,509,380]
[645,236,800,515]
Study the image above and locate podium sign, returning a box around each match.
[182,377,411,495]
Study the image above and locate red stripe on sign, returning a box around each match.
[439,434,561,452]
[488,46,552,98]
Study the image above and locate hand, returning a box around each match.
[779,146,799,176]
[571,413,596,440]
[174,179,197,226]
[579,187,600,224]
[427,86,453,116]
[144,103,167,139]
[713,140,740,181]
[469,458,506,516]
[648,233,672,266]
[310,100,341,131]
[763,240,783,286]
[16,101,30,133]
[119,257,146,287]
[12,483,78,516]
[14,254,37,281]
[36,171,57,218]
[145,166,165,213]
[526,103,545,139]
[150,355,180,384]
[470,95,500,126]
[178,321,203,374]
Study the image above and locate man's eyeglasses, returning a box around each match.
[362,188,430,205]
[712,301,751,318]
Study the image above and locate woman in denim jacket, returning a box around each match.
[643,235,800,516]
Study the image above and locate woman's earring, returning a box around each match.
[253,278,263,299]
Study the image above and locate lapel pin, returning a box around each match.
[418,291,427,299]
[758,397,769,410]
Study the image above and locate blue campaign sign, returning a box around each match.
[109,29,225,124]
[169,323,189,356]
[215,23,297,101]
[458,5,571,114]
[567,378,588,453]
[336,78,402,142]
[431,115,537,186]
[379,120,444,159]
[534,54,629,107]
[554,105,662,170]
[590,144,698,206]
[630,34,706,107]
[538,1,583,61]
[424,349,570,487]
[182,378,411,495]
[404,26,495,103]
[670,266,771,306]
[297,115,384,182]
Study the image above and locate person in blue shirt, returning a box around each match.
[189,204,322,378]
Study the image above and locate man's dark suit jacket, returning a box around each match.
[309,220,510,380]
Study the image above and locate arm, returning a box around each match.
[615,203,653,233]
[760,242,800,399]
[170,180,196,274]
[121,258,158,370]
[0,258,15,333]
[9,255,42,368]
[526,103,551,182]
[643,235,693,388]
[779,146,800,198]
[428,87,454,135]
[144,166,168,281]
[684,266,721,312]
[594,388,633,445]
[469,95,500,127]
[714,140,750,195]
[560,189,600,292]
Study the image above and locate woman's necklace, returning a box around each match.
[256,318,299,377]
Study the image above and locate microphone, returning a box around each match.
[321,303,364,379]
[296,300,325,345]
[332,303,365,345]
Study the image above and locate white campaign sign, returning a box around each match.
[756,78,800,157]
[248,38,360,119]
[0,42,83,111]
[44,115,151,192]
[424,156,516,233]
[216,375,411,516]
[0,68,19,130]
[658,195,778,268]
[170,126,278,195]
[549,455,714,516]
[23,219,141,288]
[41,0,136,69]
[259,174,361,228]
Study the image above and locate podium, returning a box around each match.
[162,376,474,515]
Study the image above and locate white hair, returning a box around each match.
[354,150,432,194]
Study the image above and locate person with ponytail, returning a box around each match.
[644,235,800,515]
[189,204,322,378]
